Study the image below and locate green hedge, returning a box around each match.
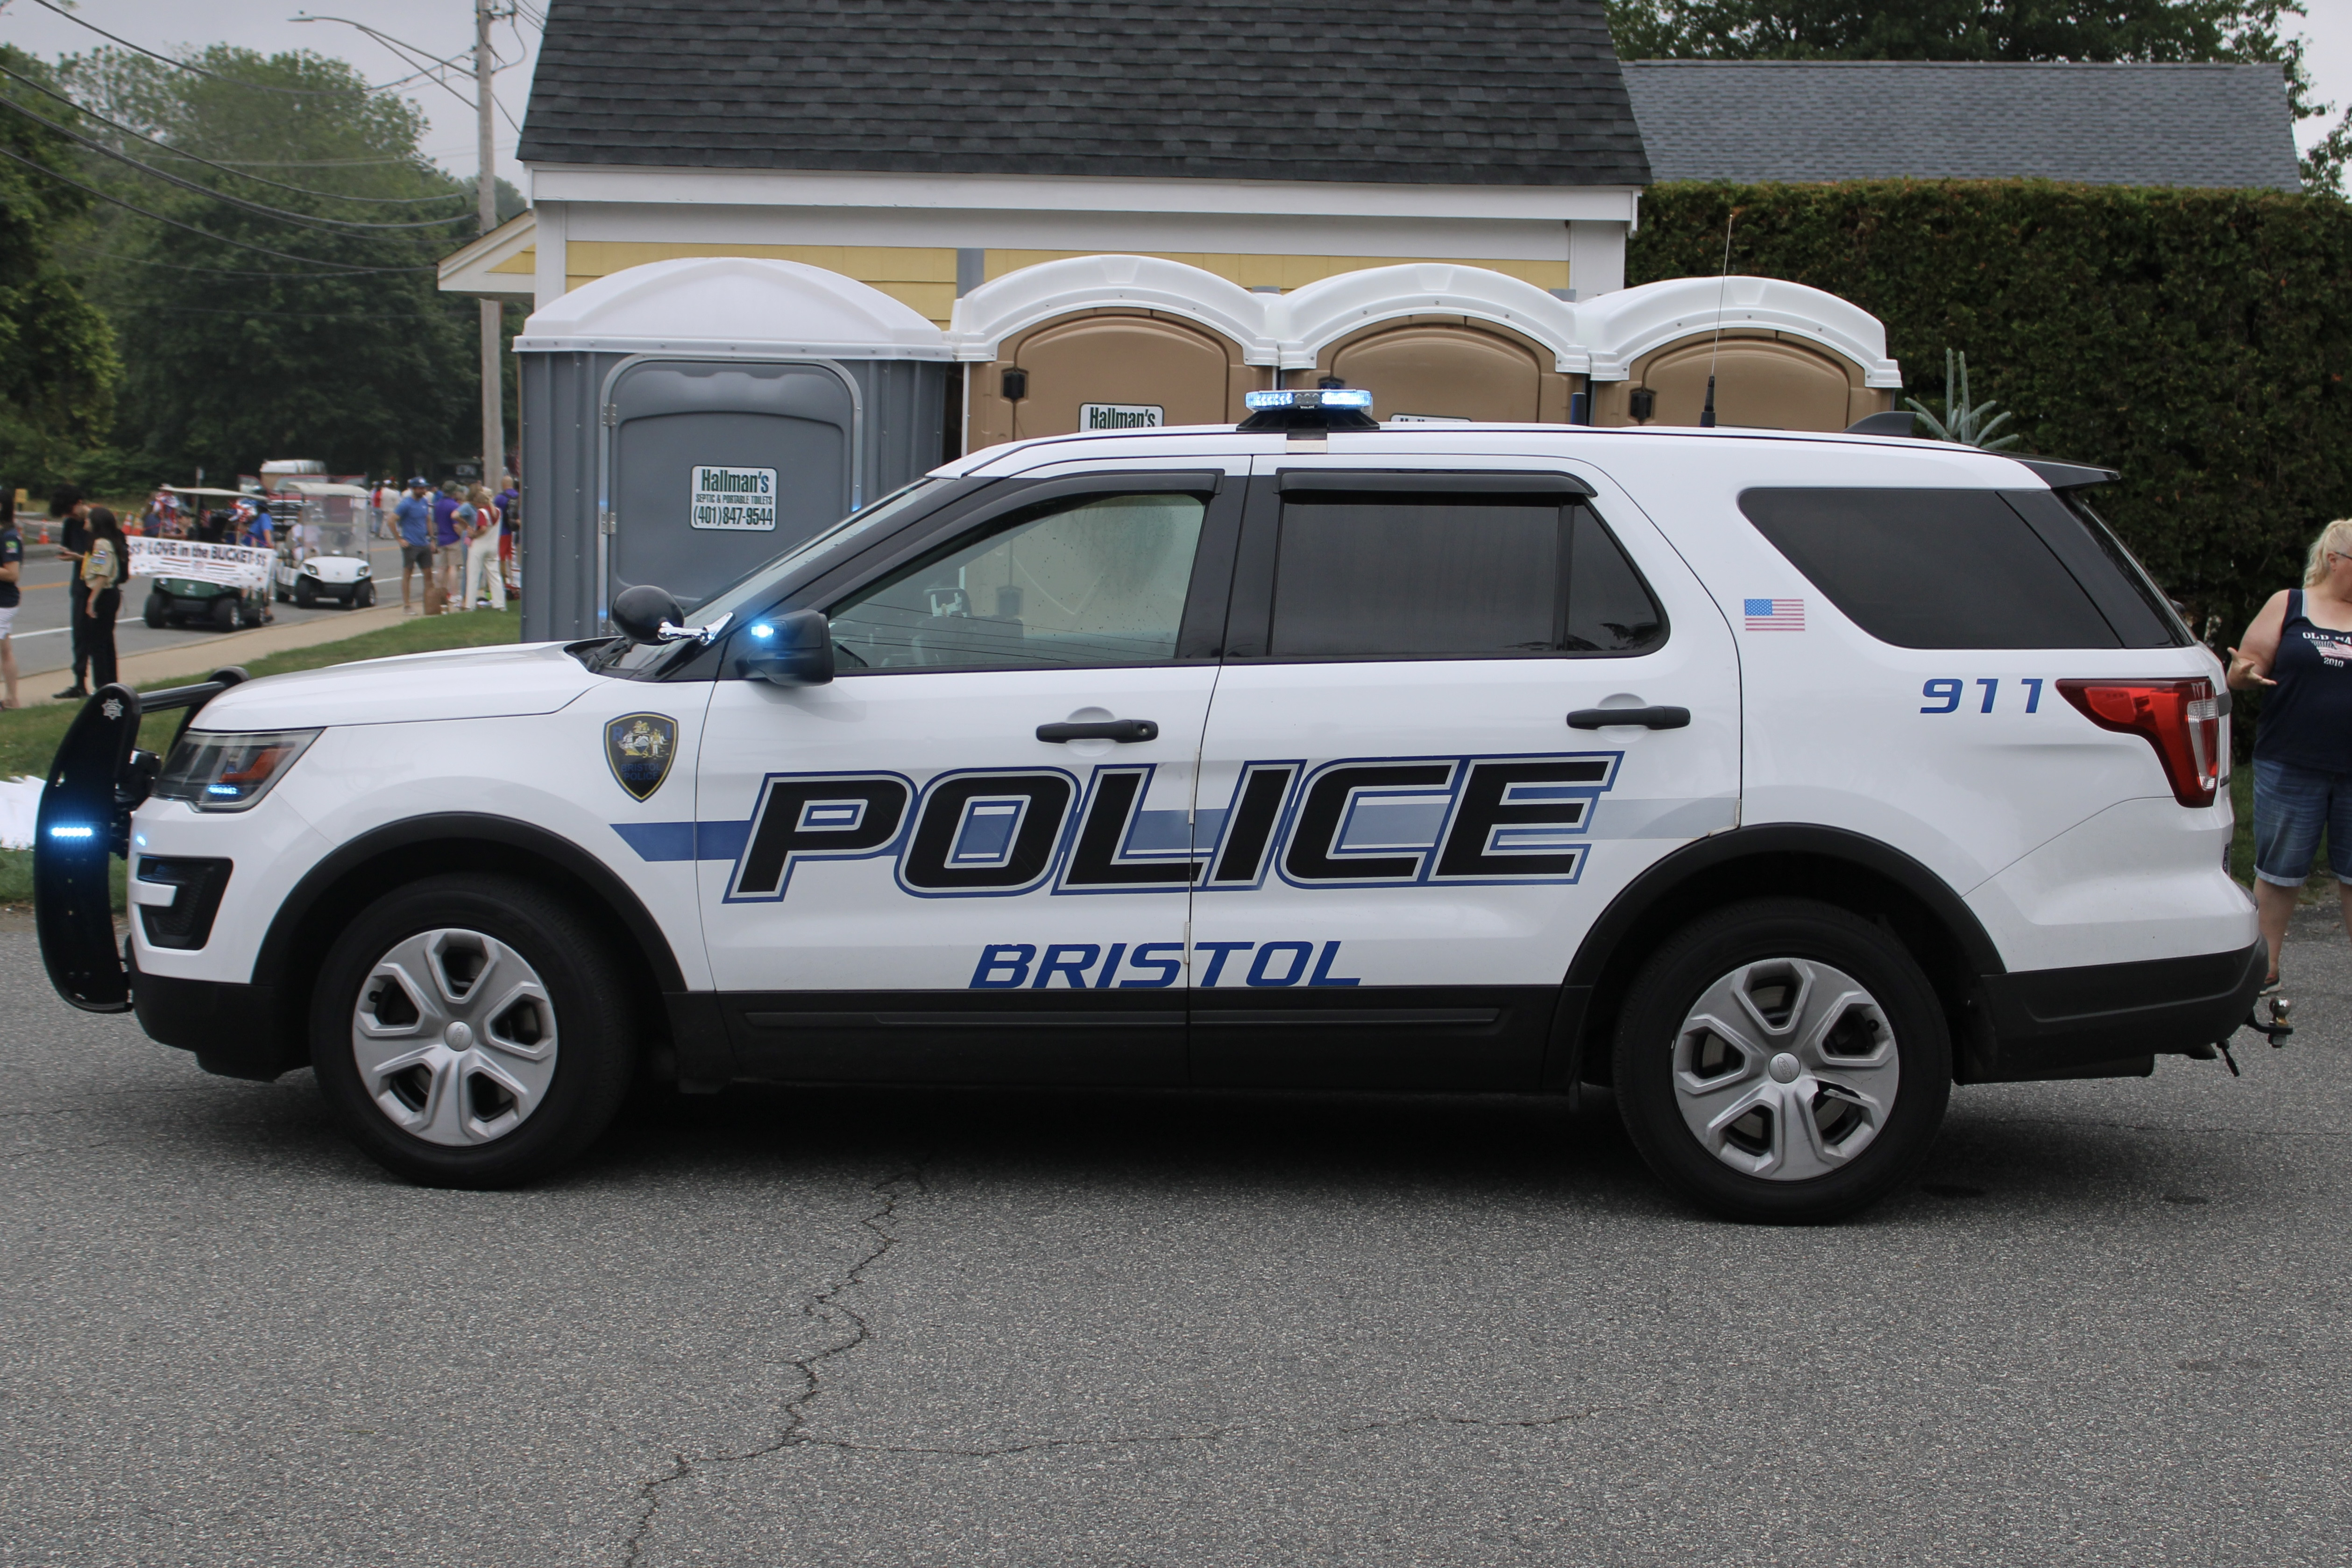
[1629,180,2352,665]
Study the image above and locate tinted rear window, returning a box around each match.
[1268,497,1663,659]
[1738,487,2123,650]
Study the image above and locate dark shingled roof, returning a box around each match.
[1622,60,2300,190]
[519,0,1651,187]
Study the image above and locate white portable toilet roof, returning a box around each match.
[948,255,1279,365]
[1270,263,1586,373]
[1575,276,1901,387]
[513,256,951,360]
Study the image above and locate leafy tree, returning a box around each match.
[1606,0,2351,191]
[0,45,118,485]
[18,45,494,482]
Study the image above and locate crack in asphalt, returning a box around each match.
[609,1159,1629,1564]
[617,1158,927,1567]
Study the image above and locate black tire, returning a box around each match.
[309,873,640,1187]
[353,581,375,608]
[211,594,237,630]
[293,578,316,609]
[1612,897,1951,1224]
[142,591,168,629]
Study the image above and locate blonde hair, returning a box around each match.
[467,484,494,508]
[2307,519,2352,586]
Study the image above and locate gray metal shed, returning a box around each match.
[513,256,952,641]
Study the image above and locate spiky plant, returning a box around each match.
[1904,350,2021,450]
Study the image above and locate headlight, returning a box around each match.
[354,563,370,576]
[151,730,320,812]
[301,561,321,575]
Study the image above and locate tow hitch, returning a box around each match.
[34,670,246,1012]
[2194,995,2292,1077]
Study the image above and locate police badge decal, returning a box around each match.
[605,713,677,801]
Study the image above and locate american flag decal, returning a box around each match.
[1744,597,1805,631]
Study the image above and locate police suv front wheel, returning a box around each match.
[1613,898,1951,1224]
[310,873,638,1187]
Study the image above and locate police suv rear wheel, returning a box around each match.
[310,873,637,1187]
[1613,898,1950,1224]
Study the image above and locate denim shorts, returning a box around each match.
[2253,757,2352,886]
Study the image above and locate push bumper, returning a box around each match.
[1964,938,2267,1082]
[33,671,248,1015]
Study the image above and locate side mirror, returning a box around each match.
[611,583,682,645]
[739,609,834,686]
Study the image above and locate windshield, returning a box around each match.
[689,477,949,621]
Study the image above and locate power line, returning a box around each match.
[58,243,434,279]
[0,63,469,206]
[24,0,372,98]
[141,303,466,320]
[0,147,439,272]
[0,92,475,231]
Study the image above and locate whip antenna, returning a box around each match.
[1700,210,1735,428]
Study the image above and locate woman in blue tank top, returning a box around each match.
[2228,518,2352,988]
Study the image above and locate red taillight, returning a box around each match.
[2057,677,2224,808]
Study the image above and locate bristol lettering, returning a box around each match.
[968,939,1360,989]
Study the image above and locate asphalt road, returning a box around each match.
[3,916,2348,1567]
[5,532,412,684]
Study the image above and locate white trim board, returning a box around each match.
[528,164,1644,224]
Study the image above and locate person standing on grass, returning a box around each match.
[462,483,504,611]
[2228,517,2352,992]
[496,478,517,599]
[393,477,432,615]
[431,482,466,604]
[78,505,124,693]
[0,488,22,710]
[48,483,90,699]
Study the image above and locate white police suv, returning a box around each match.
[34,391,2260,1220]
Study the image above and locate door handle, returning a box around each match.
[1036,718,1159,744]
[1567,706,1690,730]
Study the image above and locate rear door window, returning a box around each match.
[1737,487,2137,650]
[1262,490,1664,660]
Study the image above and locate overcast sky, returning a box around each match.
[0,0,544,184]
[0,0,2349,182]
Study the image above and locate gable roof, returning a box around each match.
[518,0,1650,187]
[1622,60,2300,190]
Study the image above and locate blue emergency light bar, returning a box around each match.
[1237,387,1380,434]
[1244,389,1374,412]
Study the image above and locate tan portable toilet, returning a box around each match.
[1275,265,1585,423]
[950,256,1277,449]
[1577,276,1900,430]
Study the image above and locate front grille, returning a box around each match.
[136,857,233,951]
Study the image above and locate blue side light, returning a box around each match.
[206,784,240,796]
[748,623,776,640]
[1245,389,1374,412]
[48,824,94,839]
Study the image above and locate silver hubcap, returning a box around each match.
[351,928,558,1146]
[1672,957,1899,1181]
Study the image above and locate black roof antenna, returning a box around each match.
[1700,209,1735,429]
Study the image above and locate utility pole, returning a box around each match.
[475,0,505,491]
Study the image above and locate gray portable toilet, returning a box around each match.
[514,256,952,640]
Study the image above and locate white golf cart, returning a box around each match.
[271,481,377,610]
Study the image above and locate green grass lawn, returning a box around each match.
[1,610,523,910]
